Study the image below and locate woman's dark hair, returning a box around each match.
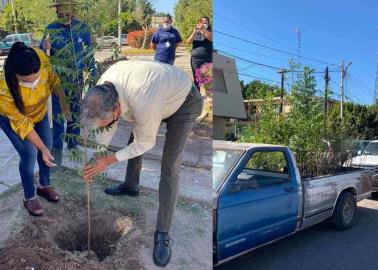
[4,41,41,114]
[202,16,212,31]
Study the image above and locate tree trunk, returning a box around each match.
[141,25,147,49]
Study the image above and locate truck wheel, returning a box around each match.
[331,192,356,230]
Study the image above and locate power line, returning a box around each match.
[345,75,364,103]
[217,49,283,70]
[238,63,257,71]
[345,74,371,104]
[214,11,297,52]
[216,43,290,64]
[237,72,280,85]
[221,68,280,85]
[217,49,339,74]
[344,78,363,104]
[215,30,339,67]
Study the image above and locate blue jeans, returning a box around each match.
[52,89,81,150]
[0,114,52,199]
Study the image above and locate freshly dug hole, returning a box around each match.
[54,212,132,261]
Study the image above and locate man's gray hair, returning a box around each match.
[81,82,119,125]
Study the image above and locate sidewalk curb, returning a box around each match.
[107,144,212,170]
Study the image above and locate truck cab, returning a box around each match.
[213,140,372,266]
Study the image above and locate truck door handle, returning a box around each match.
[284,187,295,192]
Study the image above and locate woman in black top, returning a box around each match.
[186,16,213,90]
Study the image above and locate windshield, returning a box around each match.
[213,148,243,190]
[363,142,378,155]
[3,36,13,42]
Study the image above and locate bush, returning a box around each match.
[127,29,155,49]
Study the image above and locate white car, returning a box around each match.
[96,36,118,48]
[349,140,378,191]
[350,140,378,167]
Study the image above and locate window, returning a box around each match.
[20,35,30,42]
[363,142,378,156]
[213,148,243,190]
[239,151,290,187]
[3,36,14,42]
[213,68,227,94]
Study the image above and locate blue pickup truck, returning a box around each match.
[213,141,372,266]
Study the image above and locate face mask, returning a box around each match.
[163,23,172,30]
[203,24,209,30]
[19,74,41,89]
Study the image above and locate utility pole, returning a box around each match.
[295,28,302,71]
[324,66,330,117]
[10,0,17,33]
[374,25,378,104]
[340,60,353,119]
[374,54,378,104]
[278,69,286,113]
[118,0,122,48]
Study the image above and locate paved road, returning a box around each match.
[216,195,378,270]
[94,48,114,62]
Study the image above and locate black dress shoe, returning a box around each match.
[104,184,139,196]
[153,231,172,267]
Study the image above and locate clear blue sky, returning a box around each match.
[214,0,378,105]
[152,0,176,15]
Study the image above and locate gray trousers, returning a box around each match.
[120,85,204,232]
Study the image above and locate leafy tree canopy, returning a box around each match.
[174,0,212,40]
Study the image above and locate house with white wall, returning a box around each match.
[213,51,247,140]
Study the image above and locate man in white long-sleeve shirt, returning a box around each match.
[81,60,204,267]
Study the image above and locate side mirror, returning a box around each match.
[228,174,258,193]
[358,150,362,155]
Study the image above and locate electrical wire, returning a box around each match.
[214,11,297,52]
[216,49,340,74]
[216,42,290,63]
[215,30,340,67]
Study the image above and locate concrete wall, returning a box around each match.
[213,52,247,119]
[213,52,247,140]
[213,116,227,140]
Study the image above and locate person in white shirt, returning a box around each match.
[81,60,204,267]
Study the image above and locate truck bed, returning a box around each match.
[299,168,372,230]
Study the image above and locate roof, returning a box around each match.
[213,140,285,151]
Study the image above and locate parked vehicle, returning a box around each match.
[121,33,128,45]
[348,140,378,191]
[0,33,34,55]
[347,139,371,157]
[213,140,372,266]
[96,35,118,48]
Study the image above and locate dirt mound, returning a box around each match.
[0,199,145,270]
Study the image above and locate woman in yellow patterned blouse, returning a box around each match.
[0,42,70,216]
